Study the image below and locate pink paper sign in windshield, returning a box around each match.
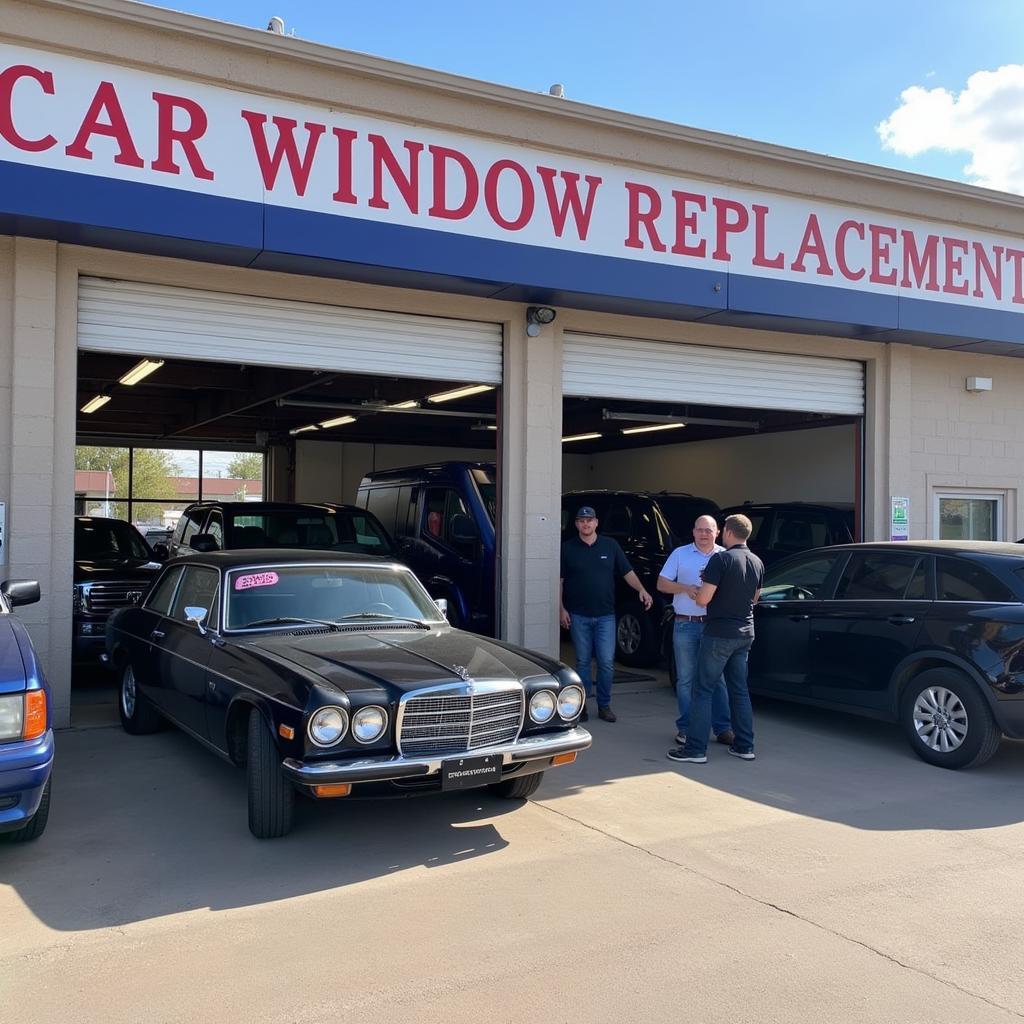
[235,571,280,591]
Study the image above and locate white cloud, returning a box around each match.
[877,64,1024,194]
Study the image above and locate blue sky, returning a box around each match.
[150,1,1023,191]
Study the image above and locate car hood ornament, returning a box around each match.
[453,665,471,682]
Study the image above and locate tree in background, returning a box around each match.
[75,446,181,523]
[226,452,264,482]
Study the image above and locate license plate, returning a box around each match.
[441,754,503,790]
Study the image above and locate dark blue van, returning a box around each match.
[356,463,496,636]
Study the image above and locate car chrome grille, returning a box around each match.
[81,581,147,616]
[399,688,524,756]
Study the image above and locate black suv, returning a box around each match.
[169,501,398,560]
[718,502,855,567]
[750,541,1024,769]
[561,490,720,666]
[73,516,163,663]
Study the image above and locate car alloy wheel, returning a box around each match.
[617,613,641,656]
[121,665,136,719]
[912,686,968,753]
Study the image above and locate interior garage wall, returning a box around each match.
[562,424,857,508]
[294,441,496,505]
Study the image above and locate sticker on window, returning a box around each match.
[235,571,279,591]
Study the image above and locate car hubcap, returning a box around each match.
[913,686,968,753]
[122,667,136,718]
[617,614,640,654]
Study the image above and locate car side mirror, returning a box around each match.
[184,606,209,635]
[0,579,41,607]
[449,513,478,545]
[435,597,449,620]
[151,543,169,561]
[189,533,219,553]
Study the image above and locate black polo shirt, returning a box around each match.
[560,535,632,617]
[703,543,765,638]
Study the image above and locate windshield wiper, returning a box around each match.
[337,613,429,628]
[240,616,342,631]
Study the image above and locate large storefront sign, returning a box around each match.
[1,43,1022,344]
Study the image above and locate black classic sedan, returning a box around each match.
[749,541,1024,769]
[106,551,591,838]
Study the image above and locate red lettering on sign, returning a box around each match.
[752,204,783,269]
[0,65,56,152]
[240,111,325,196]
[669,191,706,257]
[711,198,748,262]
[624,182,665,251]
[368,134,424,213]
[428,144,478,220]
[483,159,534,231]
[1006,248,1024,304]
[942,237,969,295]
[972,242,1003,301]
[331,127,358,204]
[835,220,865,281]
[65,81,144,167]
[536,167,602,240]
[868,224,898,286]
[900,231,939,291]
[150,92,213,180]
[790,214,834,276]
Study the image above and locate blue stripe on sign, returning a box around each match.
[2,158,1023,350]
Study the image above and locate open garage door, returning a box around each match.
[78,278,503,384]
[563,331,864,415]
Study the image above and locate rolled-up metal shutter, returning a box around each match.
[78,278,502,384]
[563,331,863,415]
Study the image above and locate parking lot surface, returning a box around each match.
[4,678,1024,1024]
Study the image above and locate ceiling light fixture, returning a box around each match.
[562,432,602,443]
[318,415,357,429]
[118,358,165,386]
[387,400,419,409]
[621,422,686,435]
[471,422,498,431]
[426,384,494,404]
[289,424,320,436]
[80,394,111,414]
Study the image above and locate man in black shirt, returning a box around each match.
[667,513,764,762]
[560,506,653,722]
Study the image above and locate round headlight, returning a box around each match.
[557,685,584,720]
[308,706,348,747]
[352,705,388,744]
[529,689,557,724]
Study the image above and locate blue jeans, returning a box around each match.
[673,620,731,736]
[569,613,616,708]
[682,635,755,757]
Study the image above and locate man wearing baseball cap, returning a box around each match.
[560,506,653,722]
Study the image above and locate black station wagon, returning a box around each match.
[106,551,591,838]
[748,541,1024,769]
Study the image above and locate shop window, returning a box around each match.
[934,492,1003,541]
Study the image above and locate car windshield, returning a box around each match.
[226,509,394,556]
[224,564,442,630]
[471,467,496,525]
[75,518,152,561]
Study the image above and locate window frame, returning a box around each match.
[932,490,1005,542]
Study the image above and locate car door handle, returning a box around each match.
[788,614,810,622]
[149,629,166,641]
[888,615,916,625]
[760,603,778,610]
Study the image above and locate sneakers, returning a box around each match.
[715,730,736,746]
[666,748,707,764]
[598,705,617,723]
[728,746,756,761]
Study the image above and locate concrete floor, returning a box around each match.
[5,674,1024,1023]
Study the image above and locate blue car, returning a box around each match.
[0,579,53,843]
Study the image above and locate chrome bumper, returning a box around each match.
[281,726,592,785]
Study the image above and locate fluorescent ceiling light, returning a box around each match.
[289,424,320,436]
[118,358,165,386]
[426,384,494,404]
[562,432,602,443]
[387,400,419,410]
[471,422,498,431]
[621,422,686,435]
[319,415,357,429]
[80,394,111,414]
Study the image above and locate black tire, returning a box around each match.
[488,771,544,799]
[118,663,163,735]
[900,668,1001,770]
[246,708,294,839]
[2,778,51,843]
[615,609,659,667]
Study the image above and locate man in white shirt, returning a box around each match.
[656,515,733,745]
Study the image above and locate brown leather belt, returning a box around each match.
[675,614,706,622]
